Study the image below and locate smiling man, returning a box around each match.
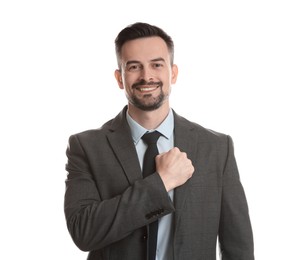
[115,36,175,115]
[64,22,255,260]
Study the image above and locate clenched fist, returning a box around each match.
[156,147,194,191]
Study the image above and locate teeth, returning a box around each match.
[139,87,157,92]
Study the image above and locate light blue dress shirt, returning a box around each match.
[126,109,174,260]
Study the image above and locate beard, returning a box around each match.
[127,80,166,111]
[128,91,165,111]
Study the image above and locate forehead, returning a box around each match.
[120,36,170,62]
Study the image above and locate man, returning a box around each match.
[64,22,254,260]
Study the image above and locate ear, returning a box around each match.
[171,64,178,84]
[114,69,124,89]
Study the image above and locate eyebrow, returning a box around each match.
[151,57,165,63]
[126,60,140,66]
[125,57,166,66]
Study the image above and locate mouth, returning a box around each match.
[132,80,162,93]
[135,85,159,93]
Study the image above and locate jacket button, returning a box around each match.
[157,208,164,215]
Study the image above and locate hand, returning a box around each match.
[156,147,194,191]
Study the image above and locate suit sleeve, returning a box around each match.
[64,134,175,252]
[218,136,255,260]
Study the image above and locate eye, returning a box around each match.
[127,64,142,71]
[152,63,164,69]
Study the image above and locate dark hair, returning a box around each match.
[115,22,174,68]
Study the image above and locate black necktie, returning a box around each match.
[142,131,162,260]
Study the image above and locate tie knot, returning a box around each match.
[142,131,162,145]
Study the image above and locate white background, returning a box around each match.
[1,0,304,259]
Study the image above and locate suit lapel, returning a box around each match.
[106,107,143,184]
[173,112,198,227]
[106,108,199,214]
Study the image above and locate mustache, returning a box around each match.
[132,80,163,89]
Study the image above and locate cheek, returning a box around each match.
[162,76,172,87]
[123,74,136,86]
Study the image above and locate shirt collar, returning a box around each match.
[126,109,174,144]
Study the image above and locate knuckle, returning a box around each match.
[173,147,180,153]
[180,152,187,159]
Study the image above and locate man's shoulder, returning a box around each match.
[174,111,228,141]
[70,118,114,139]
[177,116,232,156]
[69,107,127,140]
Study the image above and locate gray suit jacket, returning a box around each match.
[64,106,254,260]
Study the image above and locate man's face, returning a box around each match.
[115,36,177,111]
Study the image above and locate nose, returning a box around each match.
[140,67,154,82]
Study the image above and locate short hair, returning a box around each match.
[115,22,174,69]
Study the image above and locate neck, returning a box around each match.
[127,103,170,130]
